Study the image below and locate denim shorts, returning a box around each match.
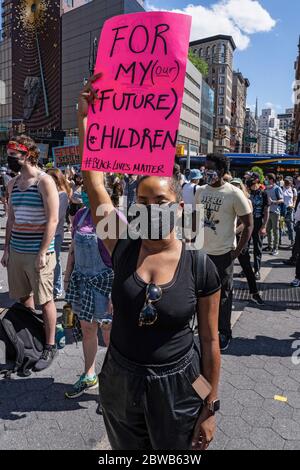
[72,286,110,324]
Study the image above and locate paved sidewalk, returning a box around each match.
[0,217,299,449]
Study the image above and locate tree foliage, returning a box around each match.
[188,50,209,77]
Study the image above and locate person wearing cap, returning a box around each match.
[246,173,270,280]
[182,169,202,209]
[1,135,59,371]
[282,177,297,248]
[265,173,284,256]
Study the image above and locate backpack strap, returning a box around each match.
[191,250,207,331]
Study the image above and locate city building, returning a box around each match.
[61,0,92,14]
[231,71,250,153]
[293,37,300,154]
[0,0,62,160]
[177,60,202,154]
[243,107,258,153]
[61,0,144,131]
[278,108,295,154]
[258,109,287,154]
[200,81,214,154]
[190,35,236,153]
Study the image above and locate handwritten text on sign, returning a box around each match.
[82,12,191,176]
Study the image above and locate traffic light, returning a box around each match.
[176,144,185,156]
[214,128,223,139]
[221,129,227,139]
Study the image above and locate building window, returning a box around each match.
[221,44,226,64]
[212,68,216,74]
[219,118,224,124]
[180,119,200,132]
[184,88,200,103]
[66,0,74,6]
[218,107,224,116]
[218,97,224,105]
[0,80,5,105]
[219,76,225,84]
[186,73,201,89]
[182,103,200,118]
[219,86,225,95]
[220,66,226,73]
[206,46,210,57]
[199,48,203,57]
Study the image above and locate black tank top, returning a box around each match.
[110,239,220,364]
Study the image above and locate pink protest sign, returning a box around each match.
[82,11,192,177]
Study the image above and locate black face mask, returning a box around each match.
[131,203,178,240]
[7,156,22,173]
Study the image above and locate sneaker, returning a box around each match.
[34,345,58,371]
[54,292,63,300]
[219,334,231,351]
[291,279,300,287]
[65,374,99,399]
[251,293,264,305]
[255,272,261,281]
[272,250,279,256]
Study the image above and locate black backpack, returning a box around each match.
[0,303,45,377]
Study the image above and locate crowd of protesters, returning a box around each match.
[0,119,299,449]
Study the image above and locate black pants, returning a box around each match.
[238,248,258,294]
[99,343,203,450]
[251,218,263,273]
[293,223,300,260]
[296,224,300,279]
[209,251,234,337]
[296,256,300,280]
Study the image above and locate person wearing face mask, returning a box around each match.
[282,177,297,248]
[64,189,116,399]
[265,174,284,256]
[69,173,84,226]
[77,75,222,451]
[246,173,270,280]
[195,154,253,351]
[1,135,59,371]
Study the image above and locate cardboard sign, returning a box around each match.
[82,11,191,177]
[53,145,81,168]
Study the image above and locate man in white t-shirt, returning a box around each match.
[195,154,253,351]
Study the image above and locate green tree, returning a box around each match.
[251,166,265,183]
[188,50,209,77]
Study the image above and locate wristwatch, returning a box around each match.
[204,399,220,415]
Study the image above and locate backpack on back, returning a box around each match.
[0,303,45,377]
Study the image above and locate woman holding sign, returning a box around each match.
[78,74,221,451]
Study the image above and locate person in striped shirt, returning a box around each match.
[1,135,59,371]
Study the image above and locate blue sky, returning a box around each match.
[146,0,300,115]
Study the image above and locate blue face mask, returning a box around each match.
[82,191,90,209]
